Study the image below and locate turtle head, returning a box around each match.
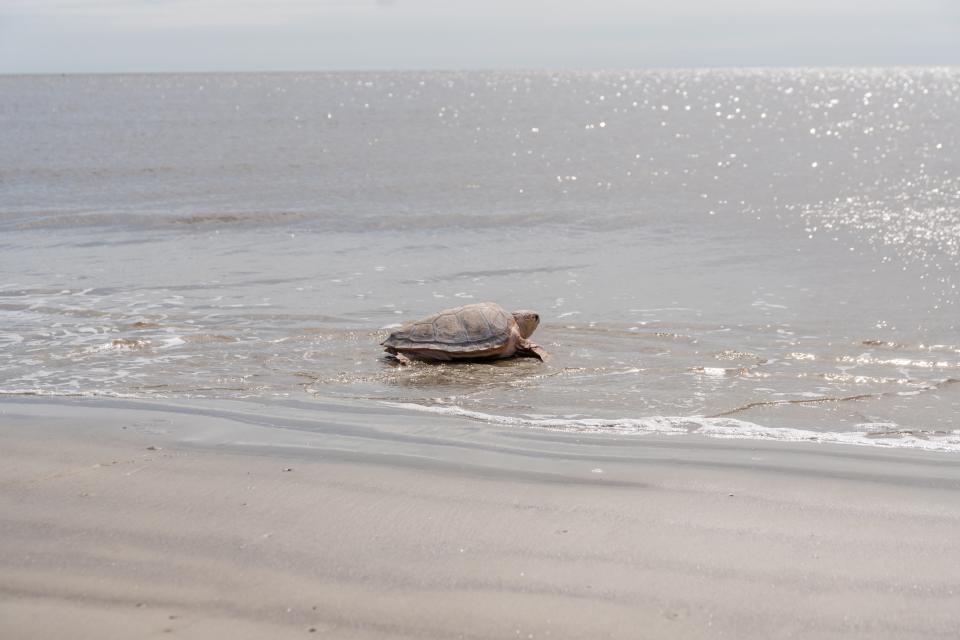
[512,310,540,339]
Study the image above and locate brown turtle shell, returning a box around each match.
[382,302,515,353]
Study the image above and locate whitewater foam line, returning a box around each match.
[381,402,960,452]
[0,388,151,399]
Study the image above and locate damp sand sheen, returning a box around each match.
[1,69,959,638]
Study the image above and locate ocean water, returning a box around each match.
[1,69,958,450]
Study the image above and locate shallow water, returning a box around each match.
[1,69,958,449]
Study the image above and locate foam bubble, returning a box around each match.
[157,336,186,349]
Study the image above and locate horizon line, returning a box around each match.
[3,63,960,78]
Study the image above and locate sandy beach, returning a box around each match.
[1,397,958,639]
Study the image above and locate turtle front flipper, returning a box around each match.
[517,339,549,362]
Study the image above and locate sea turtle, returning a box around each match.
[382,302,548,364]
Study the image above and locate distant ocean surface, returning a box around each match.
[1,69,958,450]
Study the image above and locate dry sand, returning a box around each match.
[1,397,959,639]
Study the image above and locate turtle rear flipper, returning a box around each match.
[384,348,413,365]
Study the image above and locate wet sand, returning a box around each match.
[1,398,959,639]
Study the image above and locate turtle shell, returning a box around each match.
[382,302,515,353]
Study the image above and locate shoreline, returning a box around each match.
[4,391,959,453]
[2,397,959,638]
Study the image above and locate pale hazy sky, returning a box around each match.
[1,0,958,73]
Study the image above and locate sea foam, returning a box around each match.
[383,401,960,452]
